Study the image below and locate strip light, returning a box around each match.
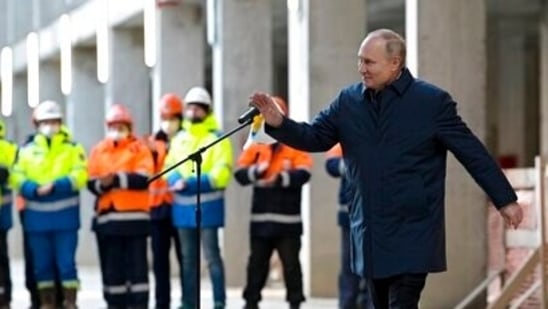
[27,32,40,108]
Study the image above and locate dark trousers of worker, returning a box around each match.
[340,227,368,309]
[366,273,427,309]
[151,218,183,309]
[243,236,305,306]
[102,235,149,307]
[0,231,11,306]
[95,233,107,294]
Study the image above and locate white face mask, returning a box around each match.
[107,129,129,141]
[160,120,179,135]
[38,124,60,137]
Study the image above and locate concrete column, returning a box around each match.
[406,0,488,307]
[67,48,104,152]
[217,0,273,288]
[540,5,548,156]
[106,28,151,136]
[39,60,64,108]
[494,21,529,167]
[152,2,204,130]
[66,47,104,266]
[287,0,366,297]
[11,73,33,144]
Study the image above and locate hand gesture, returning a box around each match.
[256,162,269,176]
[169,179,186,192]
[100,174,116,187]
[249,92,284,128]
[257,174,278,187]
[37,183,54,196]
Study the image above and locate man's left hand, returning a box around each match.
[499,202,523,229]
[257,174,278,187]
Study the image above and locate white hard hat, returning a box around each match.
[33,100,63,122]
[184,87,212,107]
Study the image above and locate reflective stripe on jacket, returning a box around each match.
[234,142,312,236]
[12,131,87,232]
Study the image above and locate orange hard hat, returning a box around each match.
[272,96,288,116]
[159,93,184,118]
[105,104,133,126]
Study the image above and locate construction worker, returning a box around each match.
[234,97,312,309]
[326,144,367,309]
[19,127,67,309]
[0,119,17,309]
[87,104,154,309]
[164,87,233,309]
[12,100,87,309]
[147,93,184,309]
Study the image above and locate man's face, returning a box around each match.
[357,37,400,90]
[185,104,208,123]
[37,119,62,137]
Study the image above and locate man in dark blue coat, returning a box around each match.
[249,29,523,308]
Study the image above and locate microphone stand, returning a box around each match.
[148,117,253,309]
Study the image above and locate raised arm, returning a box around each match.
[250,92,340,152]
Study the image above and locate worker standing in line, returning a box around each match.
[147,94,185,309]
[87,104,154,309]
[0,119,18,309]
[12,100,87,309]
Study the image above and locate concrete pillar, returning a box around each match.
[406,0,488,307]
[287,0,366,297]
[66,47,104,266]
[217,0,273,288]
[494,21,529,167]
[39,60,64,108]
[542,5,548,155]
[11,73,33,144]
[106,28,151,136]
[152,2,204,130]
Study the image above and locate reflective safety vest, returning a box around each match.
[164,115,233,228]
[234,142,312,237]
[0,139,18,230]
[87,135,154,235]
[12,131,87,232]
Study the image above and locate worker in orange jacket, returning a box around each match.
[147,94,184,309]
[87,104,154,309]
[234,97,312,309]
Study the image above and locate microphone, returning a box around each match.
[238,105,260,124]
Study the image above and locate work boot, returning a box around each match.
[0,293,10,309]
[38,287,56,309]
[62,288,77,309]
[243,303,259,309]
[289,303,300,309]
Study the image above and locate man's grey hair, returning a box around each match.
[367,29,406,69]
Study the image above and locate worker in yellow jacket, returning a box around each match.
[12,100,87,309]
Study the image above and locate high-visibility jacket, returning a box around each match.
[87,135,154,235]
[325,143,353,227]
[234,142,312,237]
[12,130,87,232]
[0,138,18,230]
[164,115,233,228]
[147,131,174,220]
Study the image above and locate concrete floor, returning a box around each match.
[9,260,337,309]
